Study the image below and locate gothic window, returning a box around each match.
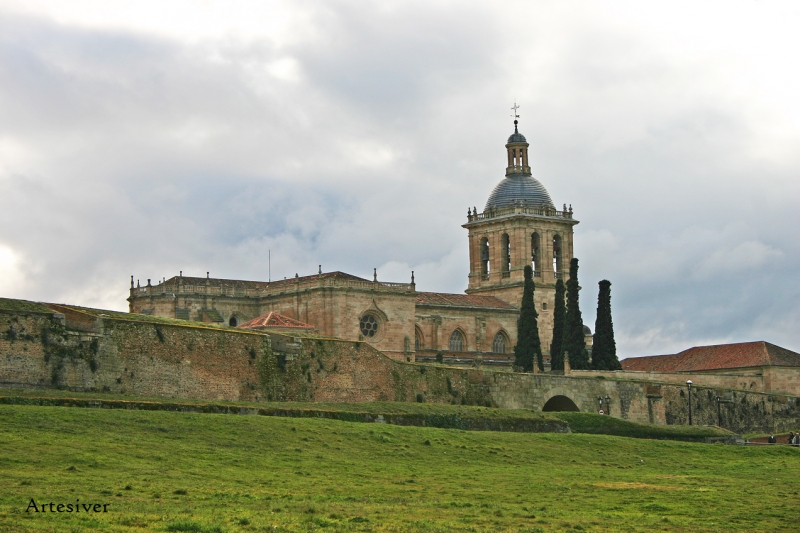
[501,233,510,277]
[414,328,423,351]
[492,331,508,354]
[229,316,238,327]
[553,234,562,277]
[449,330,465,351]
[359,314,379,338]
[531,232,540,276]
[480,237,490,279]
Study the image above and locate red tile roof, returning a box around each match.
[622,341,800,372]
[238,312,314,330]
[415,292,516,310]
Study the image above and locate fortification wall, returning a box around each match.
[574,366,800,398]
[573,369,768,394]
[2,302,799,433]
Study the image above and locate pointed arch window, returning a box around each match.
[415,328,423,351]
[449,330,465,351]
[492,331,508,354]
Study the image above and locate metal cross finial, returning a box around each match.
[511,101,520,120]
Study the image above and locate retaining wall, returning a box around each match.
[2,301,799,433]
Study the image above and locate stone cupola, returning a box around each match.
[505,119,530,175]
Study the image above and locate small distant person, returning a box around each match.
[794,434,800,446]
[768,434,776,444]
[789,432,795,445]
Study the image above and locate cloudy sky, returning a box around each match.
[1,0,798,357]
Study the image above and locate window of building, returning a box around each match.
[359,314,379,338]
[531,232,540,276]
[553,234,562,276]
[229,316,238,327]
[480,237,490,279]
[414,329,422,351]
[501,233,510,276]
[542,302,548,310]
[449,330,465,351]
[492,332,507,353]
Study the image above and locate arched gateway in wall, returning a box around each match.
[542,395,580,412]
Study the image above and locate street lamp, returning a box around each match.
[598,396,604,414]
[686,380,693,426]
[605,395,611,416]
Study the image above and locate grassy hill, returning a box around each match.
[0,390,730,441]
[1,402,797,532]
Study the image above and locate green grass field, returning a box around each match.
[1,403,798,533]
[0,390,731,442]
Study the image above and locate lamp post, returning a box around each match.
[605,395,611,416]
[716,395,722,427]
[598,396,604,414]
[686,380,693,426]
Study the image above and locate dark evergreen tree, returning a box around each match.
[592,280,621,370]
[562,258,590,370]
[549,278,566,371]
[514,265,543,372]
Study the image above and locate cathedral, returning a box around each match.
[128,118,582,366]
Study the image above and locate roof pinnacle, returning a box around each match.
[511,101,520,133]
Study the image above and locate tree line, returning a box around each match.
[514,258,621,372]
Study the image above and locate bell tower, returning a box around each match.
[463,111,579,352]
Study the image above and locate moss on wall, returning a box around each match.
[2,298,800,433]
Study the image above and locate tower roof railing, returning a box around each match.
[467,204,574,223]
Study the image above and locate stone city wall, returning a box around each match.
[2,301,799,433]
[573,367,800,398]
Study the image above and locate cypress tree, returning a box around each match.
[549,278,566,371]
[562,258,590,370]
[592,280,621,370]
[514,265,543,372]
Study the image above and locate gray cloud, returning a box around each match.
[0,3,798,357]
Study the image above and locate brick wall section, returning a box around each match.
[2,303,800,433]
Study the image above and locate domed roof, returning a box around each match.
[485,174,555,210]
[507,131,527,143]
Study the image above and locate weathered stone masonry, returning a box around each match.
[2,302,799,434]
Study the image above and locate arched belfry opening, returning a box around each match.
[542,395,580,412]
[531,232,540,277]
[553,234,562,279]
[480,237,490,280]
[500,233,511,277]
